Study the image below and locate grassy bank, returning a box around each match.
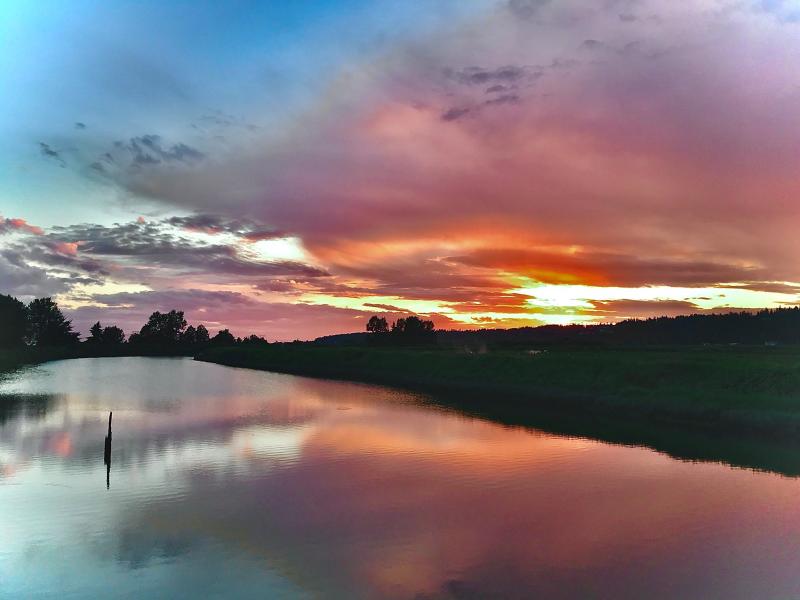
[0,345,194,379]
[197,344,800,438]
[0,347,80,375]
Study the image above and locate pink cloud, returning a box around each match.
[0,216,44,236]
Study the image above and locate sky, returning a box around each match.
[2,0,800,341]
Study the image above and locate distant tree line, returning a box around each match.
[0,293,268,352]
[365,315,436,346]
[349,307,800,348]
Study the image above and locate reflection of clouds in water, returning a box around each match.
[114,410,800,599]
[5,358,800,599]
[0,358,337,480]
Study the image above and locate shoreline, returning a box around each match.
[196,344,800,476]
[5,348,800,476]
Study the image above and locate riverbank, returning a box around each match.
[0,346,194,378]
[197,344,800,439]
[0,347,78,375]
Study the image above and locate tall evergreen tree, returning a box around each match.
[0,294,28,348]
[26,298,79,346]
[88,321,104,344]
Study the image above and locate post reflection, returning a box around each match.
[103,411,112,489]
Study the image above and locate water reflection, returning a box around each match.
[2,357,800,599]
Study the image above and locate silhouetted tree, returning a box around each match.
[210,328,236,346]
[181,325,197,345]
[366,316,389,334]
[0,294,28,348]
[389,315,436,345]
[87,321,103,344]
[137,310,187,344]
[195,324,210,344]
[102,325,125,345]
[391,316,435,334]
[240,334,268,346]
[26,297,79,346]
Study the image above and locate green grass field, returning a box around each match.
[198,344,800,437]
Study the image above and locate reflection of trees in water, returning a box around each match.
[0,393,59,425]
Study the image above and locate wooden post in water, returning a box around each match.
[104,412,112,488]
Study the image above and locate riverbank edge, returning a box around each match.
[196,346,800,441]
[0,347,194,378]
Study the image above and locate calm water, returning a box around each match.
[2,358,800,599]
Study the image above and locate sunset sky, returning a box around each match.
[2,0,800,340]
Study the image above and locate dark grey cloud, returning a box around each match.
[449,65,528,86]
[38,142,65,167]
[46,217,328,281]
[0,214,327,306]
[441,94,520,121]
[192,110,260,132]
[9,239,110,276]
[507,0,552,20]
[124,134,205,168]
[363,302,413,314]
[441,106,472,121]
[75,122,87,129]
[0,253,73,298]
[484,93,520,106]
[165,214,284,241]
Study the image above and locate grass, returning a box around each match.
[197,344,800,438]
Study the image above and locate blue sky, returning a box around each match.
[0,0,483,225]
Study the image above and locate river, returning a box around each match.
[1,357,800,599]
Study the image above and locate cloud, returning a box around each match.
[16,0,800,336]
[0,216,329,317]
[165,214,284,241]
[67,289,373,341]
[441,106,472,121]
[363,302,413,313]
[447,248,771,288]
[38,142,65,167]
[123,134,205,168]
[448,65,530,86]
[0,216,44,236]
[45,218,328,281]
[0,254,74,298]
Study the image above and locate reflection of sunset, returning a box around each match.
[50,432,73,457]
[4,358,800,598]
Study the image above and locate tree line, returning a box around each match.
[365,315,436,345]
[431,307,800,348]
[0,293,267,350]
[345,307,800,348]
